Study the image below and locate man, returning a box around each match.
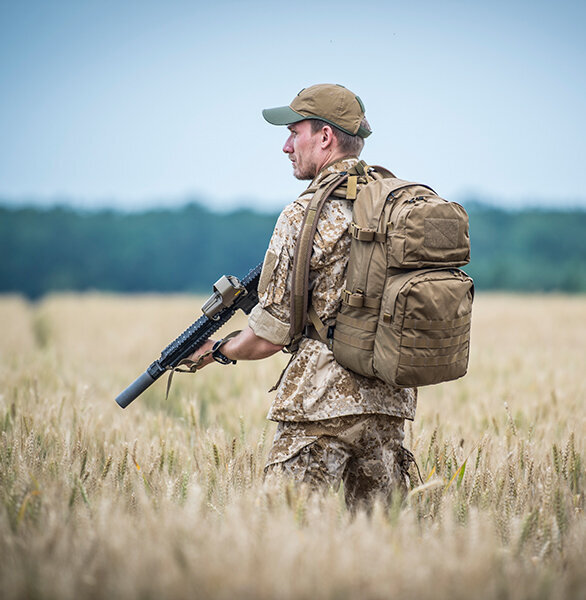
[192,84,416,510]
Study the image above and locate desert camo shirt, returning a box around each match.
[248,157,417,423]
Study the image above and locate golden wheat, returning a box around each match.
[0,293,584,599]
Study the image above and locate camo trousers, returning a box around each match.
[264,414,413,511]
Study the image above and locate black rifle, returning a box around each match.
[115,262,262,409]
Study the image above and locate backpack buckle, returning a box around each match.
[350,222,377,242]
[343,289,365,308]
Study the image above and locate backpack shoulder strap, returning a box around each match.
[289,172,349,349]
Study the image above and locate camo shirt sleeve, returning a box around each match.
[249,158,417,423]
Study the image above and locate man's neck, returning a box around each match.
[316,153,357,176]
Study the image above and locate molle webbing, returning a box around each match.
[332,330,375,351]
[399,331,470,349]
[336,312,378,332]
[394,312,472,330]
[398,346,470,368]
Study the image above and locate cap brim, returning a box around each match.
[262,106,306,126]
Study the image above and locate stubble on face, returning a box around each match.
[292,155,317,181]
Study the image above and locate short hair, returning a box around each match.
[309,118,369,156]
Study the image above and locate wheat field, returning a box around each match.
[0,293,584,600]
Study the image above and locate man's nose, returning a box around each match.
[283,135,293,153]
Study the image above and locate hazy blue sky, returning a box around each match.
[1,0,585,211]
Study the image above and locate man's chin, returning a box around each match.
[292,168,313,181]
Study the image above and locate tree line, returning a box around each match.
[1,201,585,299]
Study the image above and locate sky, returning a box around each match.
[0,0,585,212]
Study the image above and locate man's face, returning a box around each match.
[282,120,321,180]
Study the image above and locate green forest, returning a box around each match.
[1,201,585,298]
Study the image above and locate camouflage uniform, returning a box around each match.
[248,157,417,509]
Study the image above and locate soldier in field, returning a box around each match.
[191,84,416,510]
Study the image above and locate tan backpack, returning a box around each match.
[290,161,474,388]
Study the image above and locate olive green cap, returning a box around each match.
[262,83,372,138]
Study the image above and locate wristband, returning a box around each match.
[211,339,237,365]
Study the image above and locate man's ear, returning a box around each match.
[320,125,336,149]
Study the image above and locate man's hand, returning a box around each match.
[189,339,216,369]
